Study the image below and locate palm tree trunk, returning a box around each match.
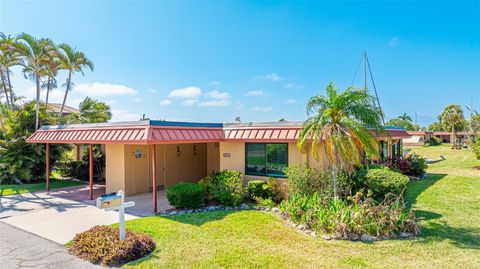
[6,67,14,110]
[332,145,338,197]
[45,76,51,107]
[0,70,11,110]
[35,65,41,130]
[59,70,72,119]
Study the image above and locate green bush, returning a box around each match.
[166,182,204,209]
[254,197,275,208]
[198,175,214,201]
[473,137,480,160]
[69,225,155,266]
[284,164,352,199]
[267,177,288,203]
[425,136,442,146]
[247,180,272,199]
[210,170,245,206]
[406,155,428,177]
[358,168,409,200]
[280,191,418,238]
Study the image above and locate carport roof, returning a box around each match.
[26,120,411,144]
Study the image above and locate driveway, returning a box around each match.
[0,222,102,269]
[0,187,137,244]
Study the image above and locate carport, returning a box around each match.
[27,120,224,213]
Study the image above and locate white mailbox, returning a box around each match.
[96,190,135,240]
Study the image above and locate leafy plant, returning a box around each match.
[247,180,272,199]
[166,182,204,209]
[69,225,155,266]
[357,168,409,200]
[210,170,245,206]
[473,137,480,160]
[425,136,442,146]
[280,191,418,238]
[254,197,275,208]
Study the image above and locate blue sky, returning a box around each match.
[1,1,479,126]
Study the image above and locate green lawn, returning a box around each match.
[0,179,85,196]
[123,144,480,268]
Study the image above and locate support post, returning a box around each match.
[46,143,50,191]
[151,144,157,213]
[89,144,93,200]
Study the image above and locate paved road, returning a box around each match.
[0,222,102,269]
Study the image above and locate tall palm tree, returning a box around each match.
[57,43,94,118]
[398,113,412,122]
[297,82,385,196]
[68,97,111,124]
[17,33,53,129]
[0,33,22,110]
[41,45,60,108]
[441,104,465,149]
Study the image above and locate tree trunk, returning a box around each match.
[6,67,14,110]
[35,64,41,130]
[332,145,338,197]
[45,76,51,107]
[0,70,11,110]
[59,70,72,119]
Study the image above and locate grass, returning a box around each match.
[123,144,480,268]
[0,178,85,197]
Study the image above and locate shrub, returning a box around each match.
[69,225,155,266]
[210,170,245,206]
[406,155,428,177]
[254,197,275,208]
[198,175,214,201]
[358,168,409,200]
[280,191,418,238]
[166,182,204,209]
[247,180,272,199]
[425,136,442,146]
[284,164,352,199]
[473,137,480,160]
[267,177,288,203]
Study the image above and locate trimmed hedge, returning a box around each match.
[359,168,409,199]
[166,182,204,209]
[69,225,155,266]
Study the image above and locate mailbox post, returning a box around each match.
[96,190,135,240]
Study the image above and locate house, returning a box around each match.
[404,131,434,146]
[432,131,472,144]
[27,120,410,212]
[46,103,80,116]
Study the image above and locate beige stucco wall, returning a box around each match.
[105,144,126,194]
[219,141,329,181]
[207,142,220,175]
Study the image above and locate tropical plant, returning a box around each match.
[398,112,412,122]
[209,170,245,206]
[16,33,54,130]
[64,97,111,124]
[297,82,385,196]
[57,43,94,118]
[440,104,465,149]
[473,137,480,160]
[41,45,60,107]
[0,33,22,110]
[385,117,419,131]
[356,167,410,200]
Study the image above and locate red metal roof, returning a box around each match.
[27,121,412,144]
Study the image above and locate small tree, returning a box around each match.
[441,104,465,149]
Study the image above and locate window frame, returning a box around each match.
[245,142,289,178]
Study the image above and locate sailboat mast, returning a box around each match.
[363,50,367,93]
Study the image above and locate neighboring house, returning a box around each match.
[46,103,80,116]
[404,131,434,146]
[432,131,474,144]
[27,120,410,212]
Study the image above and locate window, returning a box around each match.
[245,143,288,177]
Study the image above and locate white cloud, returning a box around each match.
[285,99,296,104]
[284,83,303,90]
[75,82,138,96]
[168,86,202,99]
[255,73,283,82]
[205,90,230,100]
[182,99,199,106]
[251,106,272,112]
[388,36,400,46]
[209,81,220,86]
[111,109,141,122]
[246,90,264,96]
[159,99,171,106]
[198,99,230,107]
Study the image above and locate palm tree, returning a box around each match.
[57,43,94,118]
[17,33,53,129]
[40,45,60,108]
[297,82,385,196]
[441,104,465,149]
[398,113,412,122]
[77,97,111,123]
[0,33,22,110]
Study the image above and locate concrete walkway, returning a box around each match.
[0,222,102,269]
[0,188,137,244]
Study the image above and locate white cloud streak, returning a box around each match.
[168,86,202,98]
[246,90,264,96]
[75,82,138,96]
